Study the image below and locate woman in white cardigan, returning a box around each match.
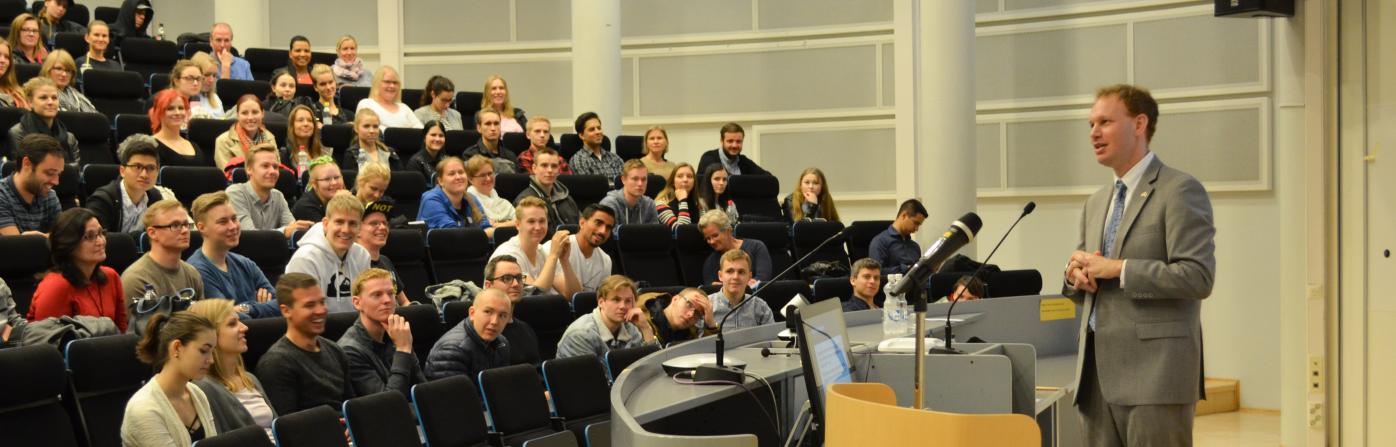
[121,312,220,447]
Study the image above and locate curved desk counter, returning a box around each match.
[609,294,1085,446]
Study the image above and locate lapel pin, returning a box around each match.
[1140,191,1149,198]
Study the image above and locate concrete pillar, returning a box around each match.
[570,0,623,132]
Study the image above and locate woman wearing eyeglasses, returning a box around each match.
[40,49,96,113]
[7,13,48,65]
[464,154,515,229]
[26,208,128,333]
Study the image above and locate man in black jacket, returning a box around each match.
[423,288,512,380]
[86,135,163,233]
[697,122,769,177]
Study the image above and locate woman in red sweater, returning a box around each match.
[27,208,127,332]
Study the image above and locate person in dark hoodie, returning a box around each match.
[110,0,153,42]
[37,0,86,46]
[514,147,579,226]
[86,135,164,233]
[7,77,78,165]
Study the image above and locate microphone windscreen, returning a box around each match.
[1023,202,1037,216]
[959,212,983,235]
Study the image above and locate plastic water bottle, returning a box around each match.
[321,106,333,125]
[295,148,310,177]
[142,284,157,304]
[883,294,910,338]
[156,23,166,41]
[725,200,739,222]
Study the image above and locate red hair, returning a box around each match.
[148,89,190,133]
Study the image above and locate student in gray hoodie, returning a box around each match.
[284,192,371,313]
[598,159,659,226]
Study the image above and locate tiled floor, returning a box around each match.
[1194,410,1281,447]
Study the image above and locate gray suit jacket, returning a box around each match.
[1063,156,1216,407]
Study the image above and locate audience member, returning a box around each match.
[463,109,517,174]
[355,200,410,305]
[698,164,737,219]
[639,287,715,346]
[87,135,164,232]
[340,108,402,171]
[41,50,96,113]
[484,256,526,302]
[568,112,622,187]
[208,23,251,81]
[332,35,371,88]
[169,59,202,100]
[489,196,580,298]
[338,268,424,397]
[188,191,280,319]
[481,255,542,365]
[465,154,516,228]
[226,144,311,238]
[0,134,65,235]
[281,104,333,173]
[186,52,225,120]
[843,258,882,312]
[37,0,86,43]
[480,74,527,133]
[291,157,345,222]
[782,167,841,222]
[215,94,277,169]
[655,162,701,231]
[121,311,219,446]
[310,64,351,125]
[640,126,675,179]
[256,272,355,415]
[870,199,927,274]
[419,155,493,234]
[413,75,462,130]
[121,199,205,304]
[9,13,47,65]
[698,122,769,176]
[264,70,308,117]
[149,89,205,166]
[27,208,126,332]
[76,20,122,71]
[352,162,390,206]
[545,204,614,292]
[111,0,154,40]
[356,66,422,129]
[516,116,570,174]
[698,209,772,285]
[708,249,774,332]
[0,40,29,108]
[406,120,446,181]
[600,159,658,226]
[516,147,580,225]
[286,192,370,313]
[280,35,313,85]
[424,288,512,380]
[557,275,655,358]
[188,299,276,440]
[8,77,79,164]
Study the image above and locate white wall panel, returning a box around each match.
[1004,118,1101,188]
[975,24,1128,102]
[637,46,878,116]
[881,43,895,106]
[403,0,510,45]
[1134,15,1262,91]
[1152,107,1264,184]
[267,0,377,48]
[977,123,1002,189]
[755,124,897,195]
[619,0,752,38]
[1005,0,1115,10]
[517,0,571,41]
[756,0,891,30]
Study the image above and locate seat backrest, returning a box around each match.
[15,62,39,83]
[119,37,179,80]
[214,79,272,108]
[82,69,146,119]
[442,300,470,330]
[512,294,572,360]
[0,344,80,447]
[584,420,611,447]
[148,72,170,94]
[791,220,849,274]
[158,166,228,207]
[495,173,532,202]
[272,405,350,447]
[64,334,147,447]
[726,175,783,223]
[0,106,22,157]
[241,316,288,371]
[613,135,643,161]
[338,86,370,111]
[845,220,893,263]
[672,224,712,286]
[452,91,483,118]
[343,391,420,447]
[811,276,852,304]
[81,163,121,198]
[444,129,480,157]
[501,132,528,154]
[58,111,116,165]
[53,32,88,65]
[615,224,680,287]
[983,269,1044,298]
[191,425,275,447]
[241,48,285,81]
[0,235,52,316]
[104,231,141,273]
[412,376,491,447]
[399,88,424,111]
[186,119,234,160]
[426,227,491,286]
[733,222,793,276]
[324,311,359,341]
[604,344,659,382]
[752,280,810,322]
[230,230,291,284]
[320,123,354,152]
[92,6,118,24]
[385,170,427,220]
[478,363,553,435]
[555,175,608,211]
[181,42,214,59]
[382,127,423,162]
[541,355,611,421]
[113,113,152,147]
[383,229,432,302]
[644,173,665,199]
[395,303,443,367]
[571,292,596,320]
[0,0,26,24]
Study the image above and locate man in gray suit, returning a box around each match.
[1063,84,1216,446]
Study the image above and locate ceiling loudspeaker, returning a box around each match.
[1214,0,1294,18]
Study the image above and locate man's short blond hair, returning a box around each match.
[515,196,546,221]
[325,191,364,219]
[719,248,751,271]
[141,199,186,228]
[352,268,396,297]
[190,191,230,224]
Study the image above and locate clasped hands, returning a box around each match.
[1064,250,1124,294]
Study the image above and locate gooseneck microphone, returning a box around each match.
[889,213,984,297]
[936,202,1035,353]
[692,225,851,383]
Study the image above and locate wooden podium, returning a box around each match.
[826,382,1041,446]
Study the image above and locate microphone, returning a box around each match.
[889,213,983,297]
[691,225,851,383]
[936,202,1034,353]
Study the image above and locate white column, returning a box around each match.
[897,0,977,246]
[375,0,404,72]
[213,0,269,49]
[571,0,623,130]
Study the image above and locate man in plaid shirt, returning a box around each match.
[0,134,65,236]
[568,111,624,188]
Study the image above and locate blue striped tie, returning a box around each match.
[1091,180,1127,331]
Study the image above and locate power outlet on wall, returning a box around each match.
[1308,357,1324,392]
[1308,401,1324,428]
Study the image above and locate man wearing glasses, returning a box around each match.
[87,135,165,233]
[292,157,347,222]
[286,192,371,313]
[120,199,205,304]
[481,255,541,365]
[639,287,716,346]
